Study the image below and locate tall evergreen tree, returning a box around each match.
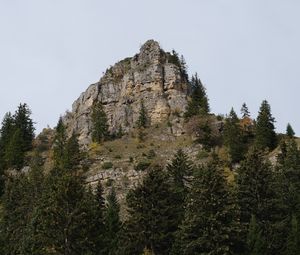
[286,123,295,138]
[0,152,45,255]
[13,103,35,151]
[236,147,278,254]
[241,103,250,118]
[179,54,188,81]
[64,132,81,170]
[91,101,109,143]
[246,215,266,255]
[285,215,300,255]
[185,73,209,118]
[276,137,300,252]
[34,168,98,254]
[0,112,15,170]
[254,100,277,150]
[1,174,29,254]
[0,104,35,170]
[137,99,148,129]
[174,159,240,255]
[53,117,67,169]
[4,128,25,169]
[121,166,178,255]
[166,149,193,226]
[223,108,245,163]
[103,187,122,255]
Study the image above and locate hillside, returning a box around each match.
[1,40,299,255]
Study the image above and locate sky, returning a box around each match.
[0,0,299,135]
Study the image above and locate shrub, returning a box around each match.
[105,178,114,187]
[129,156,134,163]
[102,161,113,169]
[134,160,151,171]
[147,149,156,159]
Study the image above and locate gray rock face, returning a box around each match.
[63,40,189,145]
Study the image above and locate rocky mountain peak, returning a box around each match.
[63,40,189,145]
[137,39,162,64]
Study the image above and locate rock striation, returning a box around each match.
[63,40,189,145]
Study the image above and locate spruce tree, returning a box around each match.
[1,174,30,254]
[93,181,106,253]
[64,132,81,170]
[53,117,67,169]
[236,147,278,253]
[34,168,98,254]
[137,99,148,129]
[121,166,178,255]
[184,73,209,118]
[241,103,250,118]
[223,108,245,163]
[4,128,25,169]
[13,103,35,151]
[254,100,277,150]
[285,215,300,255]
[0,112,15,171]
[91,101,109,143]
[276,137,300,252]
[166,149,193,226]
[277,138,300,217]
[246,215,266,255]
[0,104,35,170]
[286,123,295,138]
[0,150,46,254]
[174,159,240,255]
[103,187,122,255]
[179,54,188,81]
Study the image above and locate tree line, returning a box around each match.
[0,79,298,255]
[0,118,299,254]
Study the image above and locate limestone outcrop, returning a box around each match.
[63,40,189,145]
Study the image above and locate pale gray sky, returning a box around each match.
[0,0,299,135]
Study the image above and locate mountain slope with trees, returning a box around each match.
[0,40,299,255]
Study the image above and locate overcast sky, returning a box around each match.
[0,0,299,135]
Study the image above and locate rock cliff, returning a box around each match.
[63,40,189,145]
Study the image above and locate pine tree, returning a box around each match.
[0,150,46,254]
[166,149,193,227]
[34,168,98,254]
[236,147,278,253]
[246,215,266,255]
[1,174,30,254]
[184,73,209,118]
[94,181,106,253]
[241,103,250,118]
[53,117,67,169]
[91,101,109,143]
[0,113,15,171]
[285,215,300,255]
[175,159,240,255]
[121,166,178,255]
[276,137,300,251]
[286,123,295,138]
[137,99,148,129]
[0,105,35,170]
[254,100,277,150]
[4,128,25,170]
[179,54,188,81]
[223,108,245,163]
[103,187,122,255]
[277,138,300,217]
[64,132,81,170]
[13,103,35,151]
